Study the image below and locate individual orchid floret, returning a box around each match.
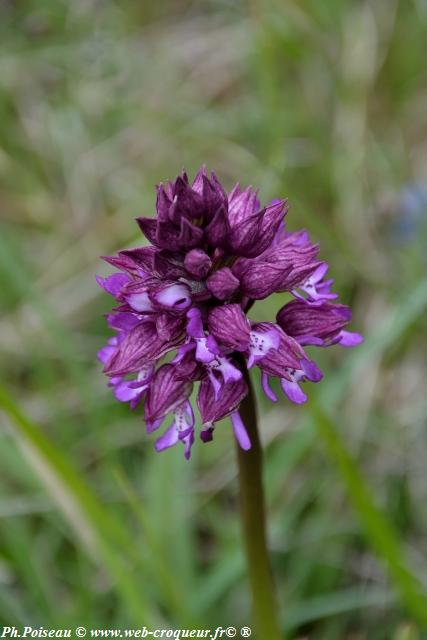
[277,299,363,347]
[97,166,362,458]
[197,376,249,448]
[144,364,193,437]
[291,262,338,305]
[155,400,195,460]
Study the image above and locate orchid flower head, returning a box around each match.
[97,166,363,458]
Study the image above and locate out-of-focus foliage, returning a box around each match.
[1,0,427,637]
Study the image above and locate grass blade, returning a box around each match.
[311,402,427,628]
[0,384,155,625]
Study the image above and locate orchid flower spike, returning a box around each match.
[97,167,363,458]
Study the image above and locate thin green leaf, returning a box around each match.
[311,402,427,628]
[0,385,155,626]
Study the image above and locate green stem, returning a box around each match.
[236,367,283,639]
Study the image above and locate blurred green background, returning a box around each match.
[1,0,427,638]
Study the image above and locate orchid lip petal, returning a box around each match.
[339,330,364,347]
[146,417,164,433]
[207,370,222,400]
[186,307,205,338]
[281,378,308,404]
[247,325,280,366]
[155,424,179,452]
[231,411,251,450]
[113,381,145,403]
[261,372,278,403]
[195,339,216,363]
[154,401,195,458]
[301,358,323,382]
[311,262,329,282]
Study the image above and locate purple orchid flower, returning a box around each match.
[97,166,362,458]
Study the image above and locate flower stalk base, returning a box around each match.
[236,367,282,640]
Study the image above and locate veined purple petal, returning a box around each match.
[178,217,205,247]
[210,171,228,206]
[228,199,287,258]
[206,370,222,399]
[192,169,228,223]
[145,364,192,424]
[102,320,153,375]
[156,217,204,251]
[233,232,320,299]
[172,344,204,382]
[228,208,266,255]
[228,185,260,226]
[277,300,355,347]
[153,251,187,279]
[136,217,158,245]
[155,183,173,221]
[168,175,204,223]
[204,205,230,247]
[233,260,291,300]
[208,304,251,351]
[120,247,156,273]
[102,254,144,276]
[191,165,207,195]
[271,218,286,246]
[155,314,187,341]
[104,320,185,377]
[260,199,288,243]
[197,377,248,426]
